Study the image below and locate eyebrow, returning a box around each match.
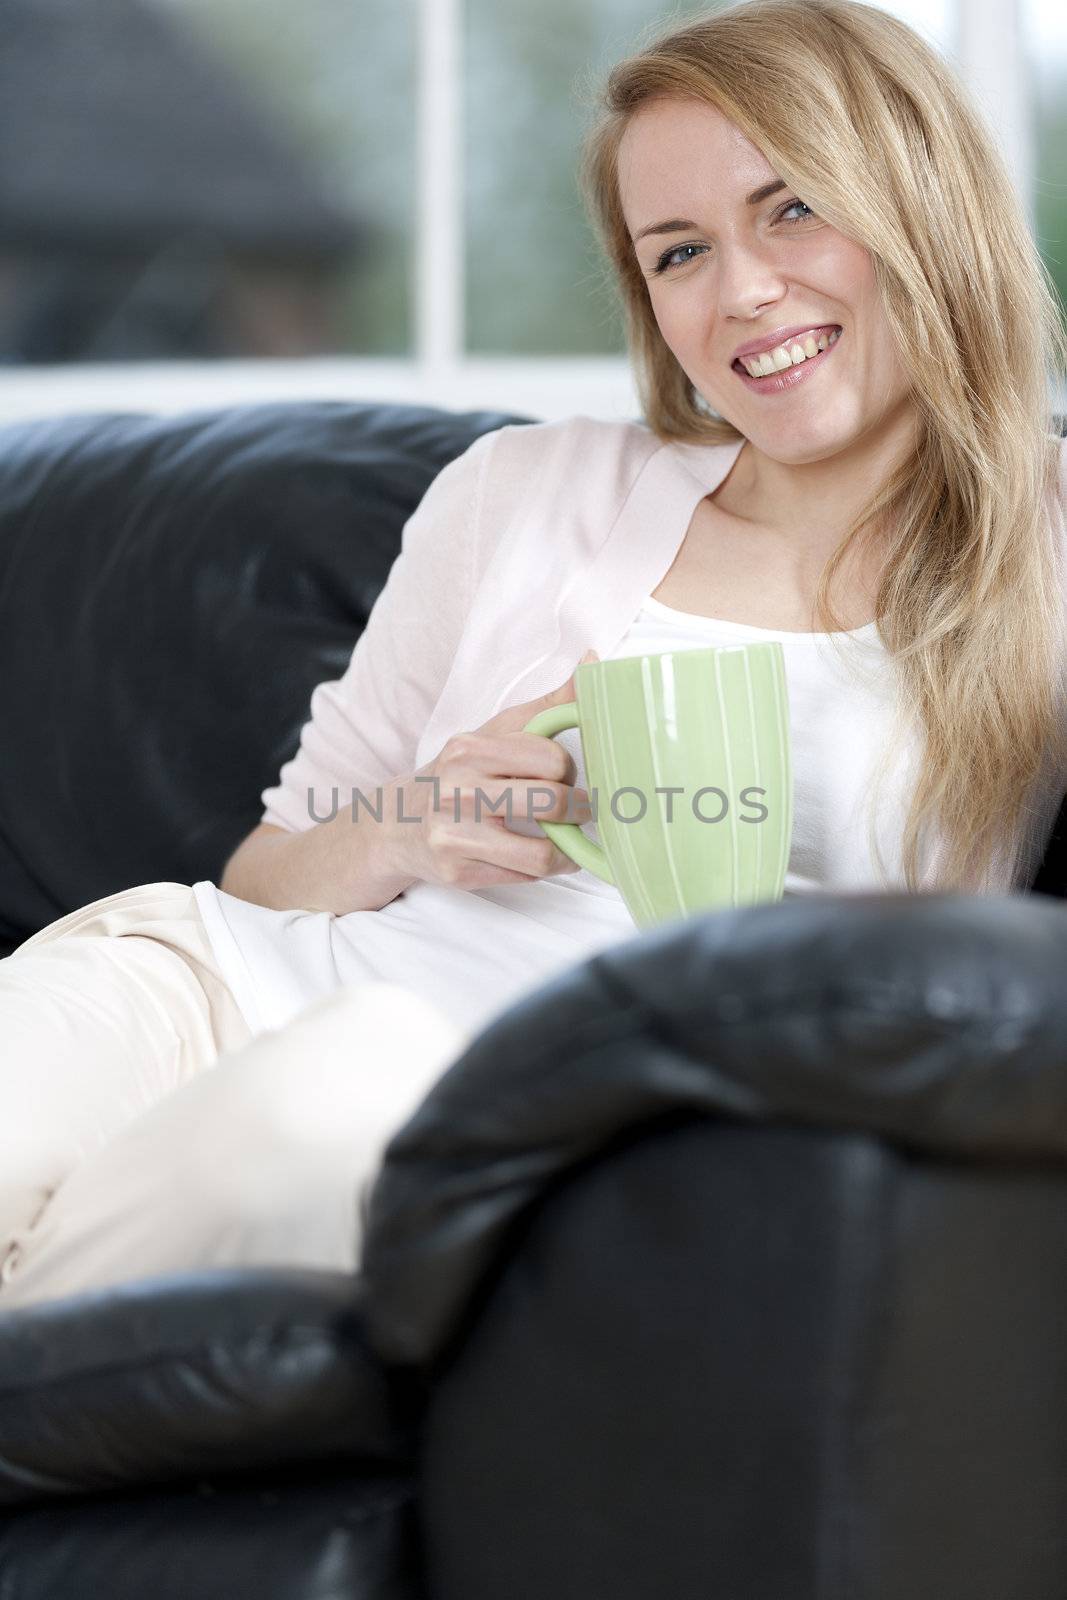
[632,179,788,244]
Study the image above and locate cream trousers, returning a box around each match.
[0,882,468,1311]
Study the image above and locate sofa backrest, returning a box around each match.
[2,402,1064,951]
[0,399,531,951]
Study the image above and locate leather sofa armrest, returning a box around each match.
[0,1268,409,1507]
[356,890,1067,1599]
[361,890,1067,1368]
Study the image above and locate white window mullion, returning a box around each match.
[416,0,463,365]
[954,0,1033,229]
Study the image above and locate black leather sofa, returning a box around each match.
[1,399,1067,1599]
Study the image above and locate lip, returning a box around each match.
[731,329,843,396]
[732,323,840,362]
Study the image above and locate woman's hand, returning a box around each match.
[381,654,598,892]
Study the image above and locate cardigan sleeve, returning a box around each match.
[259,425,501,833]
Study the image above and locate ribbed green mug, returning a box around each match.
[523,644,793,929]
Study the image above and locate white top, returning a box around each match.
[192,589,981,1046]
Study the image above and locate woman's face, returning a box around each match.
[617,97,915,464]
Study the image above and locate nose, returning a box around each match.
[715,237,789,326]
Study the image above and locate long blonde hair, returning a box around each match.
[579,0,1067,894]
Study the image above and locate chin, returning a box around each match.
[737,424,849,467]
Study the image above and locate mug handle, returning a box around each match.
[522,702,615,885]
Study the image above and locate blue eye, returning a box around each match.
[653,242,707,275]
[651,198,816,276]
[779,199,815,224]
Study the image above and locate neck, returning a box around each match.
[724,403,917,558]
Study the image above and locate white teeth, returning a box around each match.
[740,327,840,379]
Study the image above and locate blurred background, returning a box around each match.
[0,0,1062,420]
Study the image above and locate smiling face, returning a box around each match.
[618,96,915,463]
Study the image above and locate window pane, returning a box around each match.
[464,0,955,356]
[1024,0,1067,344]
[464,0,702,357]
[0,0,413,364]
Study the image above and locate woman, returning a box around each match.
[3,0,1066,1308]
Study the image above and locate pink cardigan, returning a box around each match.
[260,416,1067,838]
[260,417,748,831]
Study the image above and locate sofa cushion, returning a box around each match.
[0,1267,410,1505]
[0,399,531,950]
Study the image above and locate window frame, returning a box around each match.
[0,0,1055,425]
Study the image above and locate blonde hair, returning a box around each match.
[579,0,1067,894]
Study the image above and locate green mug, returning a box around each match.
[522,644,793,929]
